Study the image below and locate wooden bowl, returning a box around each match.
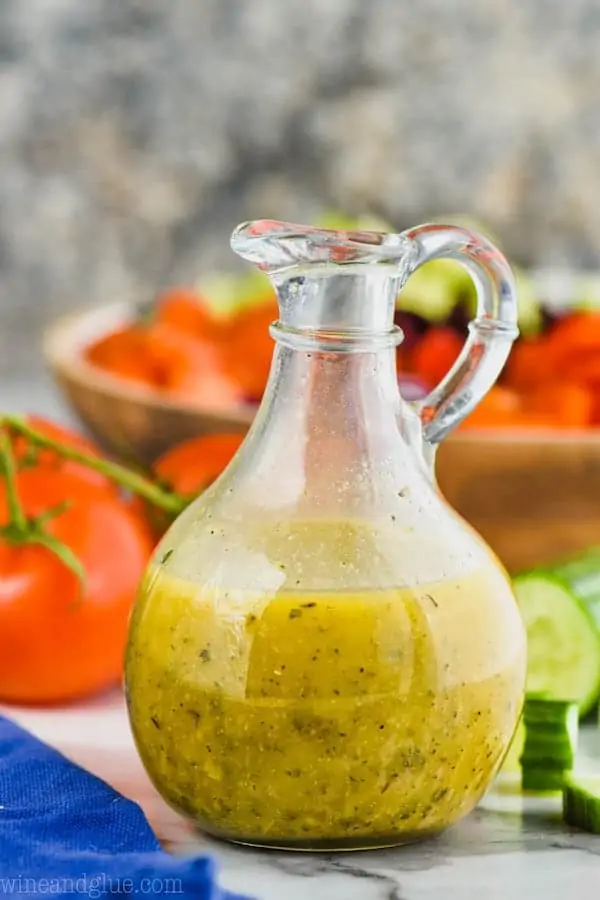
[436,434,600,573]
[44,300,600,574]
[43,303,253,465]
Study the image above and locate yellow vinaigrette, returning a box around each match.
[126,563,524,848]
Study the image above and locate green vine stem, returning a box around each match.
[2,415,188,517]
[0,428,86,589]
[0,431,27,530]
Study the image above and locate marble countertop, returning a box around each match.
[3,377,600,898]
[4,694,599,900]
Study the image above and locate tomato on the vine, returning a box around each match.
[0,467,153,704]
[129,433,244,539]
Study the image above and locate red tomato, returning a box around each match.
[142,323,240,407]
[155,287,224,342]
[221,300,278,400]
[154,433,245,496]
[460,386,522,430]
[85,327,157,386]
[523,382,593,430]
[409,327,463,389]
[0,468,153,704]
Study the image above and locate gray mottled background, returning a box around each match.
[3,0,600,384]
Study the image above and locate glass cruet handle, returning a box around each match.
[402,223,519,444]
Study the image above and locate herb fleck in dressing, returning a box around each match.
[126,564,525,849]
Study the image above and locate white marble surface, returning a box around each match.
[3,377,600,899]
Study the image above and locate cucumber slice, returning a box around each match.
[397,259,474,322]
[196,270,273,319]
[523,769,567,793]
[523,692,575,730]
[521,748,576,769]
[572,274,600,313]
[522,697,580,731]
[519,696,579,794]
[513,267,543,338]
[553,550,600,623]
[563,775,600,833]
[523,767,569,793]
[521,731,577,759]
[514,573,600,716]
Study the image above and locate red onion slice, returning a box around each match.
[398,374,429,401]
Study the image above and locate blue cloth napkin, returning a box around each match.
[0,716,253,900]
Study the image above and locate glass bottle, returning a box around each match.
[125,220,526,850]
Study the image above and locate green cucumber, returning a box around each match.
[519,696,579,794]
[522,698,580,748]
[514,562,600,715]
[523,695,579,721]
[521,732,577,760]
[520,748,576,769]
[513,267,543,338]
[563,775,600,833]
[523,767,570,793]
[397,259,473,322]
[195,269,273,319]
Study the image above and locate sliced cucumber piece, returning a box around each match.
[519,695,579,794]
[521,748,576,769]
[513,267,543,337]
[563,775,600,833]
[196,270,273,319]
[523,767,569,793]
[553,550,600,627]
[521,736,577,769]
[572,274,600,313]
[523,697,580,731]
[398,259,474,322]
[521,697,578,747]
[514,572,600,716]
[523,694,573,714]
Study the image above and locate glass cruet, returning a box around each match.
[125,220,527,851]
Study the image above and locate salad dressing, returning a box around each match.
[126,522,525,848]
